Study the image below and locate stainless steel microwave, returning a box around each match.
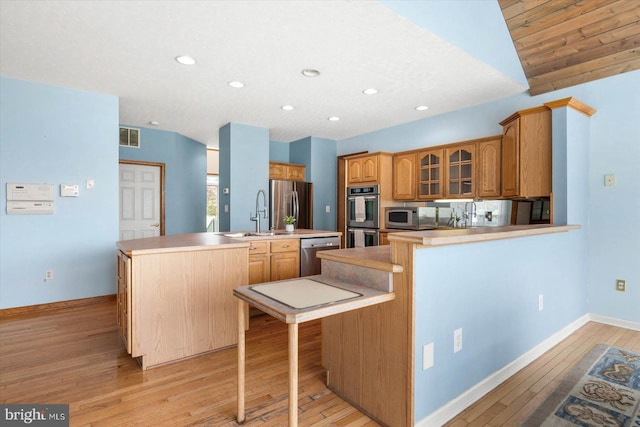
[385,207,434,230]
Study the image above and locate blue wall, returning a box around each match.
[290,136,338,231]
[0,77,119,309]
[119,127,207,235]
[413,230,588,420]
[269,140,290,163]
[219,123,270,232]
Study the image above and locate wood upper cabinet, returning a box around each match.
[392,153,416,200]
[445,144,475,198]
[347,154,378,184]
[417,149,444,200]
[286,164,305,181]
[269,162,306,181]
[500,107,552,198]
[476,137,502,198]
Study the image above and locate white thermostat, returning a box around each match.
[60,184,79,197]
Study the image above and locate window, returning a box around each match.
[119,127,140,147]
[207,175,219,232]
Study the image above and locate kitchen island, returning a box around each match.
[116,229,340,370]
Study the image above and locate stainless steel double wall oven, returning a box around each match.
[346,185,380,248]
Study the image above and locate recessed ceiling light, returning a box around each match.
[228,81,244,88]
[363,88,378,95]
[281,105,294,111]
[149,121,159,126]
[328,116,340,121]
[301,69,320,77]
[415,105,429,111]
[175,55,196,65]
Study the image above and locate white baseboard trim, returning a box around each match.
[415,314,590,427]
[588,313,640,331]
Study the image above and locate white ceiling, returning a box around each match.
[0,0,527,148]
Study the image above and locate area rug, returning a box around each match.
[521,344,640,426]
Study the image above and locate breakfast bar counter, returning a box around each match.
[234,253,402,426]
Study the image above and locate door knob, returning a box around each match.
[151,223,160,227]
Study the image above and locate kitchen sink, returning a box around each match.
[224,231,293,238]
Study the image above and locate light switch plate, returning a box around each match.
[423,342,434,370]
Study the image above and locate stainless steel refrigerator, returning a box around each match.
[269,180,313,230]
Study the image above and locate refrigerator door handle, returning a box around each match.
[293,190,299,222]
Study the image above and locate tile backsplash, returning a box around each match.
[447,200,513,227]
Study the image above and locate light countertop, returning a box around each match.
[386,224,580,247]
[116,229,341,255]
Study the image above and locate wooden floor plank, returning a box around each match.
[2,303,638,427]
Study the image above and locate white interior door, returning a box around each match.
[119,163,161,240]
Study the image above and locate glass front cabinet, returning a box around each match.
[417,149,444,199]
[445,144,475,198]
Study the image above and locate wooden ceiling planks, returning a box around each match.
[499,0,640,95]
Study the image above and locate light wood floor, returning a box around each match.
[444,320,640,427]
[0,301,376,426]
[1,302,639,427]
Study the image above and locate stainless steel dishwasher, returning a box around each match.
[300,236,341,276]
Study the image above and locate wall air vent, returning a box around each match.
[119,127,140,148]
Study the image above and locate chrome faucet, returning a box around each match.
[250,189,268,233]
[463,201,477,228]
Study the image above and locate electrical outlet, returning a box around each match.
[44,270,54,281]
[616,279,626,292]
[453,328,462,353]
[423,342,434,370]
[538,294,544,311]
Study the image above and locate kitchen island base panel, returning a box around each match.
[130,246,248,370]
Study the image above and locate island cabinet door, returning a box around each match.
[270,239,300,281]
[248,241,270,284]
[270,252,299,281]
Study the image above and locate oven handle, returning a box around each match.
[347,196,378,201]
[348,229,378,234]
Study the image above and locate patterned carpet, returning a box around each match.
[522,344,640,426]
